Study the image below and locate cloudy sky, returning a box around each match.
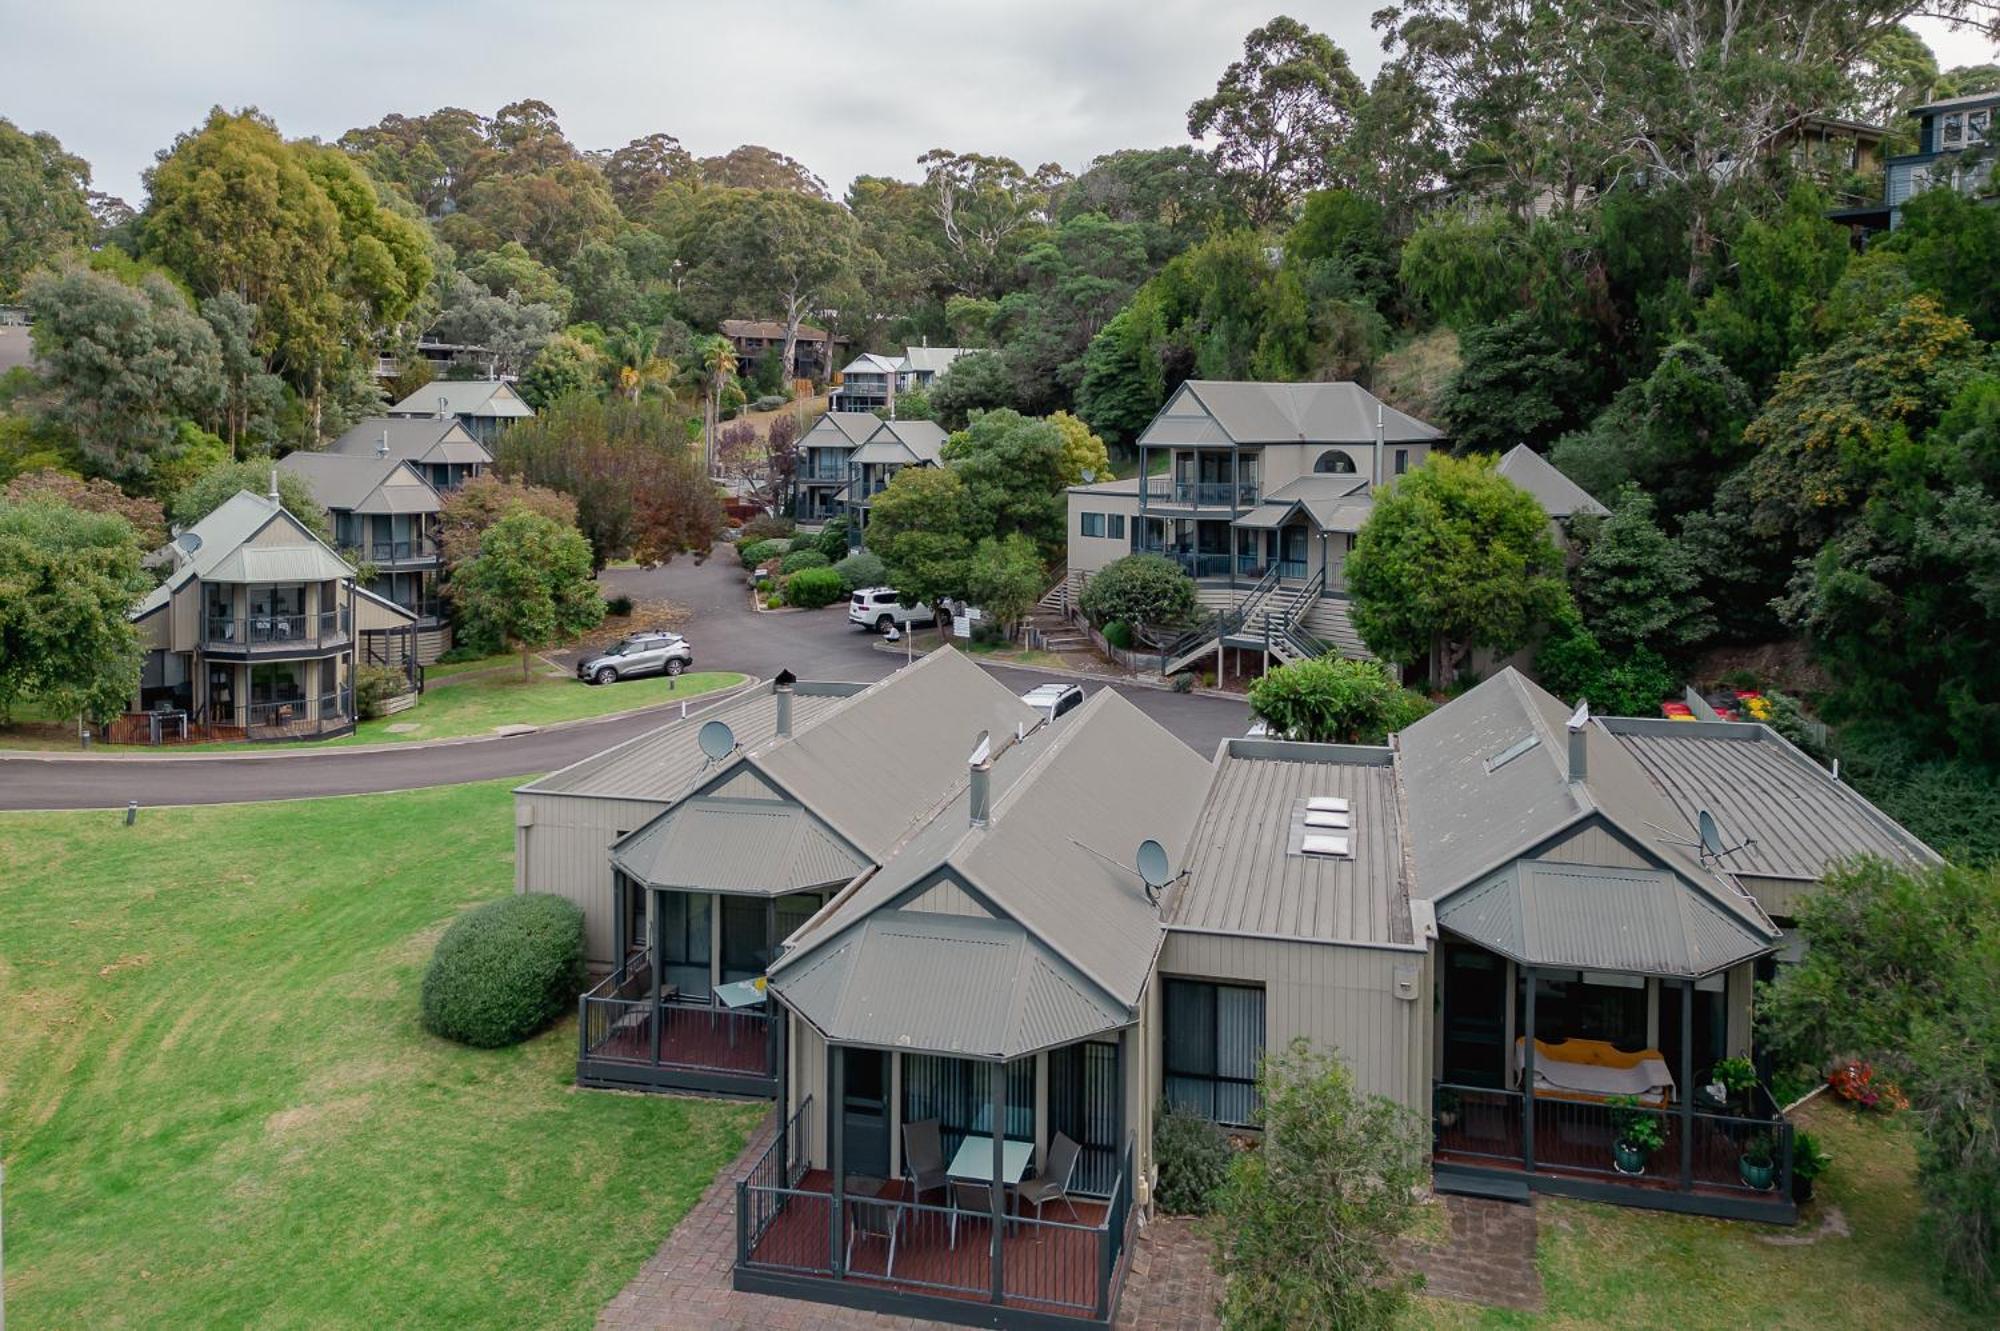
[4,2,1996,207]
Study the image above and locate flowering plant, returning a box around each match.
[1828,1060,1908,1112]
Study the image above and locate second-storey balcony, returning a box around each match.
[204,607,351,653]
[1140,477,1260,509]
[361,536,440,567]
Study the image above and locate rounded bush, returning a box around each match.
[752,394,788,412]
[738,537,789,569]
[814,525,852,561]
[834,550,886,591]
[604,593,634,617]
[780,548,830,574]
[420,893,585,1048]
[785,565,847,609]
[1103,619,1133,650]
[740,515,795,544]
[1154,1102,1233,1215]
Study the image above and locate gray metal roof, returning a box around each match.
[798,411,882,450]
[1139,380,1443,449]
[205,542,355,584]
[902,346,972,375]
[1494,444,1609,519]
[866,418,948,463]
[774,909,1128,1060]
[1170,738,1411,946]
[277,453,440,516]
[848,439,922,466]
[516,682,861,801]
[134,491,352,615]
[1438,860,1773,978]
[326,416,493,468]
[387,379,535,420]
[1605,717,1941,882]
[611,796,868,895]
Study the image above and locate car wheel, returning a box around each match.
[665,658,685,676]
[593,666,618,685]
[876,615,893,634]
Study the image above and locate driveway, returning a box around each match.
[0,548,1250,811]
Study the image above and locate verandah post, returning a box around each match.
[1680,978,1695,1192]
[1521,965,1536,1174]
[991,1058,1007,1305]
[829,1044,846,1277]
[649,888,664,1069]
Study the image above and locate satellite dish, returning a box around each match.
[1566,699,1590,731]
[175,531,204,554]
[1136,839,1172,891]
[697,719,736,762]
[1697,809,1724,858]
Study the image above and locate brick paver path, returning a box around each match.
[600,1110,1219,1330]
[1404,1193,1545,1313]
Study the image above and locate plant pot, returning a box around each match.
[1739,1157,1776,1191]
[1612,1140,1649,1175]
[1791,1173,1815,1205]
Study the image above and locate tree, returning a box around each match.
[866,465,975,608]
[1047,411,1112,487]
[428,270,562,378]
[1533,603,1682,716]
[984,212,1153,411]
[941,409,1070,559]
[1248,657,1432,743]
[169,460,332,545]
[0,118,96,298]
[1077,553,1199,632]
[448,159,621,269]
[1347,454,1568,680]
[698,144,829,196]
[697,334,739,474]
[516,331,600,411]
[0,498,148,723]
[1693,182,1852,393]
[451,509,604,676]
[436,473,578,575]
[917,149,1064,297]
[460,240,573,318]
[3,468,167,549]
[1213,1040,1426,1330]
[1186,15,1365,225]
[1571,486,1712,657]
[928,350,1017,428]
[671,188,860,381]
[24,267,223,490]
[1759,858,2000,1308]
[1439,310,1595,453]
[1873,186,2000,340]
[199,291,287,453]
[1058,146,1236,264]
[600,132,696,214]
[961,532,1045,635]
[628,439,723,566]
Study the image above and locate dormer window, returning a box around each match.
[1971,110,1991,145]
[1943,112,1964,147]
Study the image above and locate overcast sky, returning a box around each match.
[3,2,1996,208]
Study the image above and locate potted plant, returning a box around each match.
[1608,1095,1664,1175]
[1791,1130,1830,1204]
[1712,1056,1757,1112]
[1436,1088,1462,1131]
[1739,1132,1777,1190]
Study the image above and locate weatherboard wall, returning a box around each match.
[514,791,671,967]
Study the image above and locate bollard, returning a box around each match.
[81,730,91,749]
[125,800,138,826]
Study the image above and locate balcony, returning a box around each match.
[243,689,354,741]
[578,948,776,1097]
[361,537,439,567]
[1137,544,1234,580]
[1141,478,1260,508]
[204,608,351,653]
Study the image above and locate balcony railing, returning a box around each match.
[244,689,351,736]
[365,537,438,564]
[1137,544,1234,580]
[205,608,351,648]
[578,948,776,1092]
[1142,478,1260,507]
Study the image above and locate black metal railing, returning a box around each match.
[244,690,349,734]
[1142,478,1260,507]
[1155,564,1281,672]
[367,537,439,564]
[205,608,350,648]
[740,1094,815,1253]
[578,951,772,1075]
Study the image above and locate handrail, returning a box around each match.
[1154,564,1281,673]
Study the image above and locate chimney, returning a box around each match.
[773,669,796,738]
[1373,401,1385,488]
[377,429,390,458]
[968,730,993,828]
[1567,701,1591,784]
[268,467,280,503]
[437,395,450,421]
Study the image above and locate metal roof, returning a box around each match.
[516,682,861,801]
[838,352,904,376]
[1494,444,1609,519]
[326,416,494,468]
[1139,380,1443,449]
[611,796,868,895]
[1910,90,2000,116]
[848,439,922,466]
[866,418,948,463]
[774,910,1128,1060]
[902,346,973,375]
[277,452,440,515]
[1604,717,1941,882]
[1438,860,1773,978]
[204,543,356,584]
[134,491,353,615]
[1066,476,1143,496]
[387,379,535,420]
[798,411,882,449]
[1170,738,1412,946]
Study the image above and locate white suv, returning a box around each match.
[849,587,935,634]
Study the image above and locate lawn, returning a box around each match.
[1409,1099,1985,1330]
[0,781,764,1330]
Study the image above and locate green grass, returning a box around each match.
[0,782,763,1330]
[1409,1100,1985,1329]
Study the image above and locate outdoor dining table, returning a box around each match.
[947,1135,1035,1228]
[710,977,766,1047]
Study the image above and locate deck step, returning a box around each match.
[1432,1165,1532,1203]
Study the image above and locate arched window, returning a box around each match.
[1313,450,1358,474]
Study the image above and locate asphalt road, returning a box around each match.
[0,548,1251,811]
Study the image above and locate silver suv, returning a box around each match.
[577,630,692,685]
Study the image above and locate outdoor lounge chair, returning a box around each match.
[902,1119,949,1204]
[846,1195,901,1276]
[1017,1131,1082,1223]
[948,1180,1003,1249]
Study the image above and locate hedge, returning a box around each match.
[420,893,586,1048]
[738,537,789,569]
[779,548,831,574]
[785,565,847,609]
[834,550,886,590]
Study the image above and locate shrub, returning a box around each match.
[738,537,788,569]
[784,565,847,609]
[780,548,831,575]
[752,394,788,412]
[1170,671,1195,693]
[763,591,784,608]
[1248,656,1428,744]
[419,894,585,1049]
[814,524,851,561]
[1534,605,1678,716]
[353,663,410,720]
[1103,619,1133,650]
[1079,553,1199,630]
[834,550,886,591]
[1154,1102,1233,1215]
[740,514,795,543]
[603,593,634,617]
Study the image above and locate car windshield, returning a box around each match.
[605,640,642,656]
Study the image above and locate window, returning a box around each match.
[659,891,711,996]
[1394,449,1409,475]
[1972,109,1991,144]
[720,894,768,982]
[1518,969,1648,1052]
[1943,112,1964,146]
[902,1053,1036,1167]
[1080,512,1106,537]
[1163,979,1265,1126]
[1313,450,1357,474]
[1107,513,1125,540]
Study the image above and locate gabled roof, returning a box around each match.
[612,797,869,896]
[1911,90,2000,117]
[1495,444,1609,519]
[387,379,535,421]
[327,416,493,468]
[838,352,904,376]
[277,452,440,516]
[902,345,972,375]
[798,411,883,449]
[720,318,831,341]
[1396,669,1773,937]
[134,491,353,617]
[1604,717,1942,884]
[1139,380,1443,449]
[849,418,949,467]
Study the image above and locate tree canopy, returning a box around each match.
[0,497,148,722]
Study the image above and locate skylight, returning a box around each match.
[1305,810,1351,830]
[1485,734,1540,773]
[1301,834,1351,858]
[1306,796,1349,815]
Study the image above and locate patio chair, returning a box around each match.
[949,1179,1003,1250]
[1017,1131,1082,1224]
[902,1119,949,1204]
[846,1195,901,1277]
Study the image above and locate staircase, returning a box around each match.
[1160,567,1281,675]
[1026,573,1089,653]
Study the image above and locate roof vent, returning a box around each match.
[967,730,992,828]
[773,671,795,738]
[1485,734,1540,773]
[1291,796,1356,858]
[377,429,390,458]
[1566,699,1590,784]
[1301,834,1351,858]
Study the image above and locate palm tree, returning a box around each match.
[700,335,739,477]
[605,325,677,403]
